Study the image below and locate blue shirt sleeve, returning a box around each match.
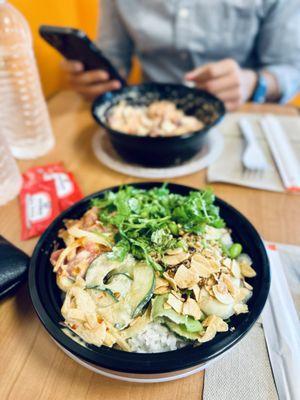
[257,0,300,102]
[96,0,133,77]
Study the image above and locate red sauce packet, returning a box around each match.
[21,163,83,240]
[20,180,60,240]
[23,163,83,211]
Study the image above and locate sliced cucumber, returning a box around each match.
[85,253,134,290]
[129,262,155,318]
[98,262,155,329]
[105,273,132,299]
[151,294,187,325]
[184,317,203,333]
[108,272,133,281]
[164,320,201,341]
[85,254,120,289]
[107,259,135,279]
[151,295,203,333]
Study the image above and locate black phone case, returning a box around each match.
[39,25,126,86]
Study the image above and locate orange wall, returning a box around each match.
[290,94,300,108]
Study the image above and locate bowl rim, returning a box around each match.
[29,182,270,374]
[91,82,226,141]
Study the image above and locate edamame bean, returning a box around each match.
[229,243,242,258]
[168,221,179,235]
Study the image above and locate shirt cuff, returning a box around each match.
[100,49,130,79]
[262,65,300,103]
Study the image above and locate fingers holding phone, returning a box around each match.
[61,59,122,101]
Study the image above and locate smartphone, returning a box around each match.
[39,25,126,86]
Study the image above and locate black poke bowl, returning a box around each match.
[28,182,270,383]
[91,83,226,167]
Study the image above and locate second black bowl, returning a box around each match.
[91,83,225,167]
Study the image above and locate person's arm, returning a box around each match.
[185,60,258,111]
[97,0,134,78]
[185,1,300,110]
[256,0,300,103]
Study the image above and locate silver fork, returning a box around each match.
[239,118,269,173]
[242,165,265,180]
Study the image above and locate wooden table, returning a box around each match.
[0,91,299,400]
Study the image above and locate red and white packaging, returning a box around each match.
[20,180,60,240]
[20,163,83,239]
[23,163,83,211]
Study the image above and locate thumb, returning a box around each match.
[184,66,206,81]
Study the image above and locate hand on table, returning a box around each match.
[185,59,258,111]
[61,59,121,101]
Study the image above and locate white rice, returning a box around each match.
[128,322,187,353]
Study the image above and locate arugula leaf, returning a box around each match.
[92,185,224,270]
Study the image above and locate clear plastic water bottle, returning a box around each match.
[0,133,22,205]
[0,0,55,159]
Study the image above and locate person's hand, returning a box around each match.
[61,59,122,101]
[185,59,257,111]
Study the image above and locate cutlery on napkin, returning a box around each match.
[207,113,300,192]
[239,118,269,171]
[260,115,300,192]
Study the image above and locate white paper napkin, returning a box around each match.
[203,242,300,400]
[207,114,300,192]
[262,244,300,400]
[203,321,278,400]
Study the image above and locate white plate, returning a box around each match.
[92,128,223,179]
